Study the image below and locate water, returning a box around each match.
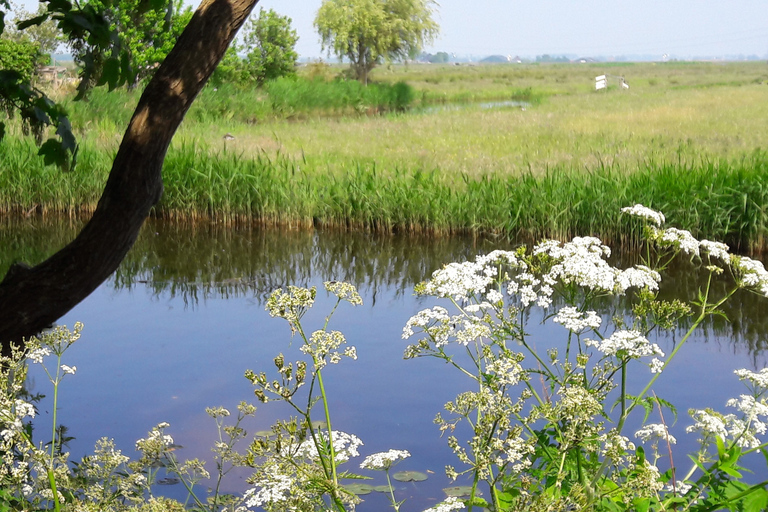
[4,218,768,509]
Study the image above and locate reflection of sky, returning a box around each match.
[25,239,768,509]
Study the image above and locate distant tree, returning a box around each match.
[68,0,193,90]
[0,39,44,82]
[5,3,63,56]
[314,0,439,84]
[242,8,298,86]
[430,51,449,63]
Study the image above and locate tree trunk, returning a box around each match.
[0,0,259,350]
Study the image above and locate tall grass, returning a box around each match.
[5,138,768,251]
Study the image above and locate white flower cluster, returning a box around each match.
[732,256,768,296]
[553,307,602,333]
[699,240,730,262]
[301,330,356,370]
[687,398,768,449]
[296,430,363,463]
[244,465,295,507]
[621,204,666,226]
[421,496,465,512]
[635,423,677,445]
[324,281,363,306]
[359,449,410,470]
[584,330,664,360]
[651,227,701,256]
[485,357,524,386]
[734,368,768,390]
[135,423,174,457]
[536,237,660,295]
[420,250,526,302]
[402,306,450,341]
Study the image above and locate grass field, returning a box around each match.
[3,60,768,249]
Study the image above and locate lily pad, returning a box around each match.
[372,485,392,492]
[392,471,428,482]
[254,430,275,438]
[344,483,375,495]
[310,420,327,430]
[166,443,184,452]
[157,477,180,485]
[443,486,480,497]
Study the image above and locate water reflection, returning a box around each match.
[4,218,767,358]
[5,218,768,507]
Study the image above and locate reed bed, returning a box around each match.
[4,138,768,252]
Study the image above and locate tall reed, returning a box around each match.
[4,139,768,252]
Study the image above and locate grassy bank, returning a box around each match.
[3,138,768,252]
[3,61,768,249]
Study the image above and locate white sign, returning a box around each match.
[595,75,607,90]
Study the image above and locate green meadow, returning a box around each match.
[3,61,768,250]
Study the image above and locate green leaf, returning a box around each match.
[742,487,768,512]
[632,497,651,512]
[716,435,726,459]
[344,483,374,495]
[38,138,68,168]
[16,13,49,30]
[98,57,121,90]
[392,470,427,482]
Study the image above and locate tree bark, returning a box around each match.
[0,0,259,350]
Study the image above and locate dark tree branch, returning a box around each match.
[0,0,259,349]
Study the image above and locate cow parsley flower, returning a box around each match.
[635,423,676,445]
[244,465,295,507]
[734,368,768,391]
[699,240,730,262]
[621,204,665,226]
[360,449,410,470]
[324,281,363,305]
[422,496,465,512]
[553,307,601,333]
[60,364,77,375]
[296,431,363,463]
[731,256,768,296]
[584,330,664,359]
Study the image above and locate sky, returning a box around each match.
[251,0,768,60]
[14,0,768,60]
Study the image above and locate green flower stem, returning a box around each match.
[384,469,400,512]
[48,356,62,512]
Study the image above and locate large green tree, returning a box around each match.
[0,0,259,349]
[68,0,194,88]
[315,0,438,84]
[242,8,298,85]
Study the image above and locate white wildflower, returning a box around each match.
[734,368,768,390]
[553,307,601,333]
[654,227,700,256]
[27,347,51,364]
[360,449,410,470]
[402,307,450,340]
[296,431,363,463]
[422,261,493,301]
[699,240,730,262]
[635,423,677,445]
[244,466,294,507]
[731,256,768,296]
[649,358,665,374]
[422,496,465,512]
[324,281,363,305]
[621,204,665,226]
[616,265,661,293]
[584,330,664,359]
[687,409,728,439]
[60,364,76,375]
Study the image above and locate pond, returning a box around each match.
[3,218,768,510]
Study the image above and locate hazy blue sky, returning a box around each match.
[252,0,768,60]
[14,0,768,59]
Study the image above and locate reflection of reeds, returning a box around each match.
[3,217,767,360]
